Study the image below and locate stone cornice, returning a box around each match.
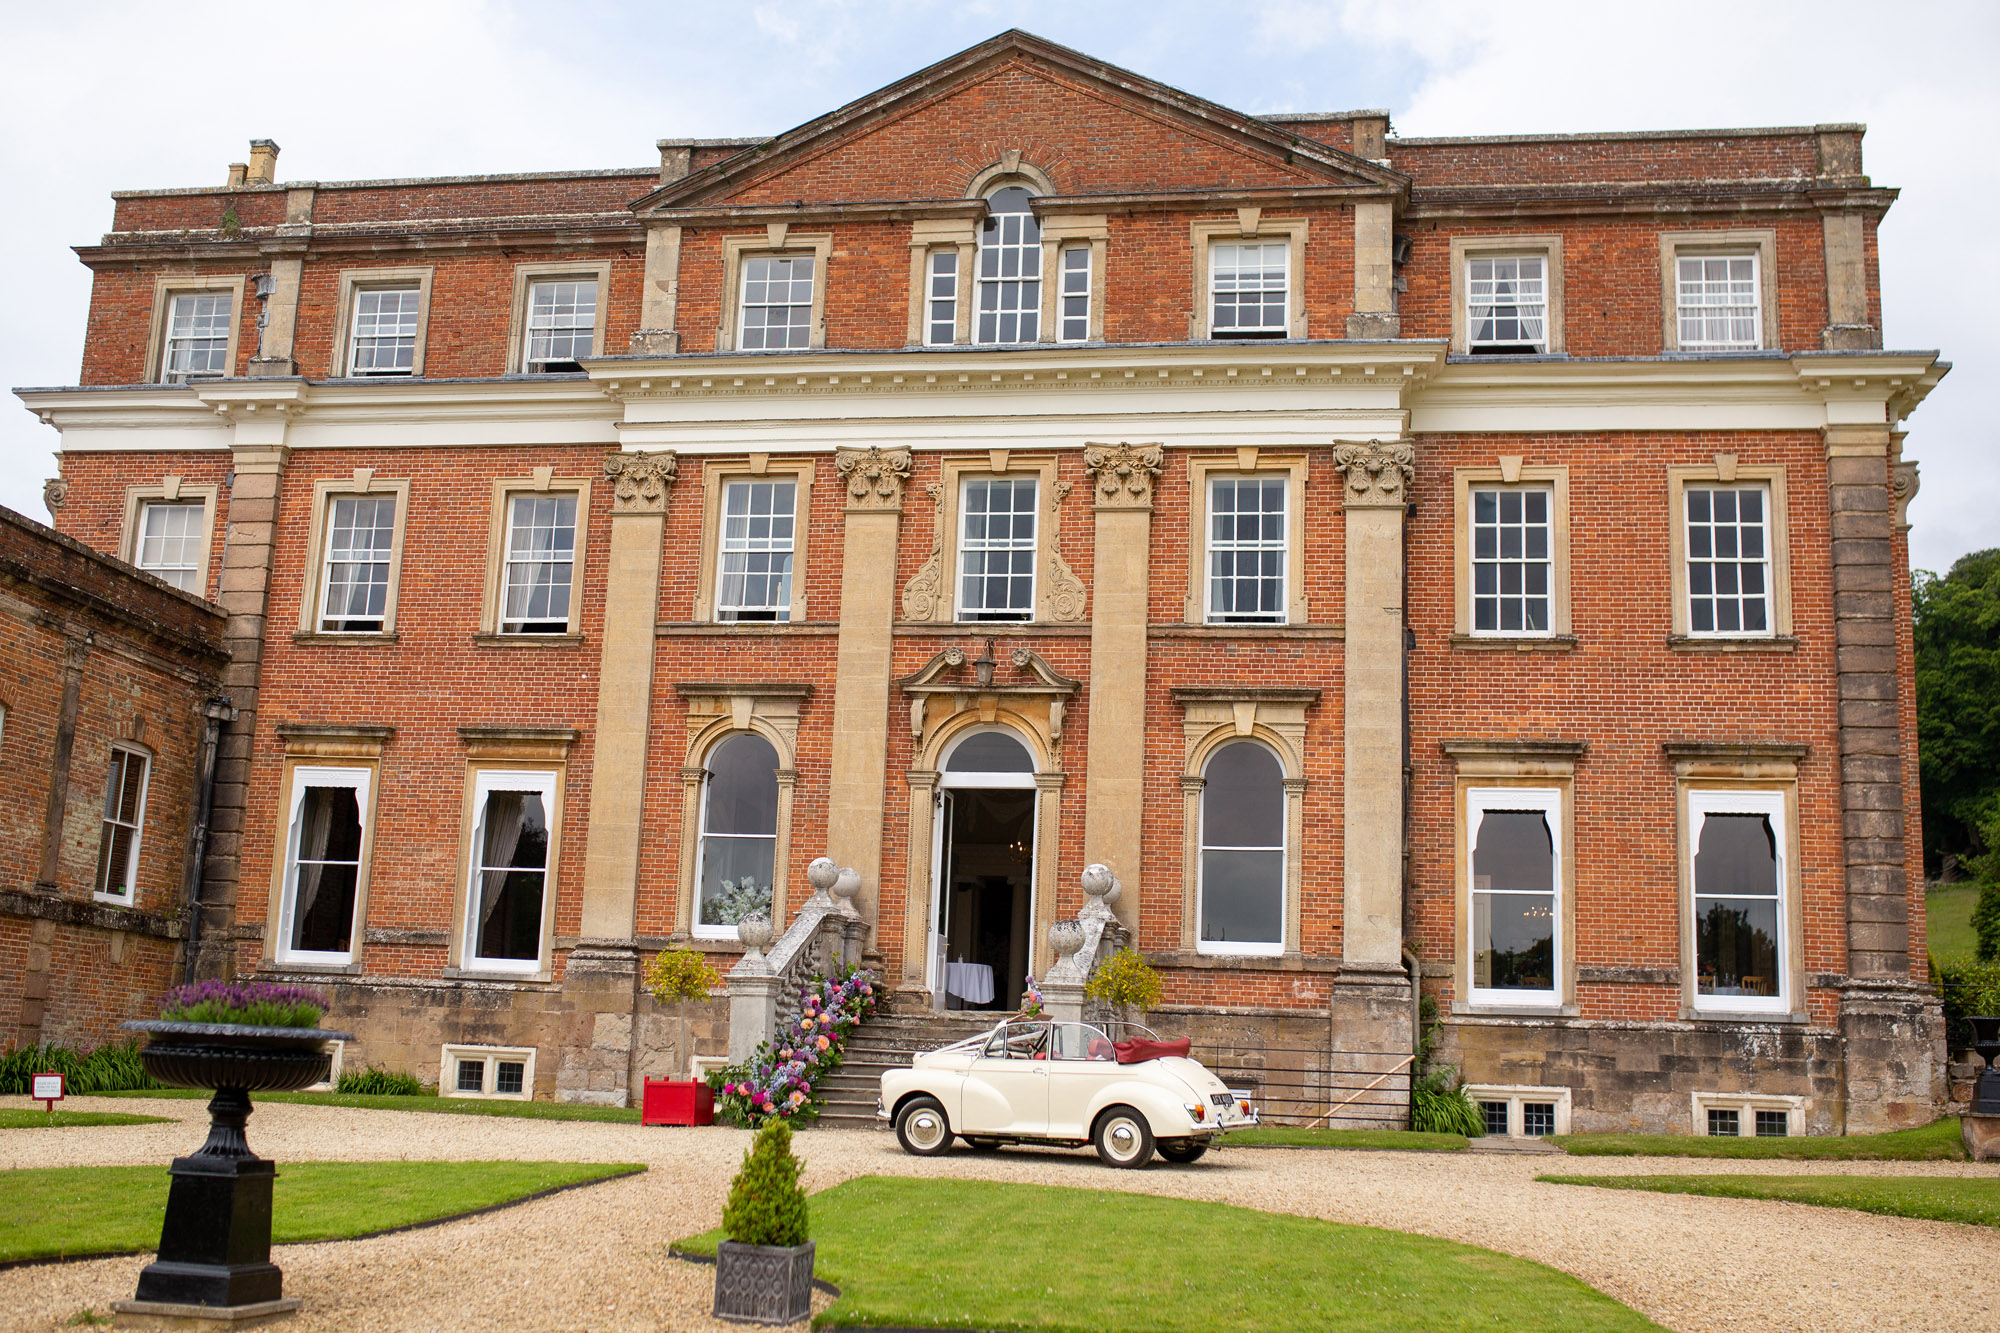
[1169,687,1323,705]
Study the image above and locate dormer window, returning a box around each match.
[976,187,1041,345]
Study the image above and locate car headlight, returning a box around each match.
[1183,1101,1206,1123]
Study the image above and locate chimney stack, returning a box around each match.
[226,163,248,188]
[246,139,280,186]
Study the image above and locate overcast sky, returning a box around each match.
[3,0,1992,572]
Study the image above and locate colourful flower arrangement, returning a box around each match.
[709,964,877,1127]
[158,979,327,1028]
[1020,974,1044,1017]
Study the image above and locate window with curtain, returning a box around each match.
[282,770,368,961]
[501,493,577,634]
[1467,255,1547,353]
[1470,486,1553,635]
[524,278,598,371]
[162,292,232,382]
[1676,253,1760,349]
[976,187,1041,344]
[1207,475,1287,623]
[1467,789,1559,1002]
[319,494,398,632]
[465,773,554,968]
[1198,741,1285,954]
[695,733,780,937]
[1691,791,1785,1010]
[716,479,796,621]
[94,747,150,901]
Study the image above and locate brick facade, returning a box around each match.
[19,30,1945,1132]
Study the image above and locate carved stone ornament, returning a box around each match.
[1044,480,1087,621]
[900,482,947,620]
[1082,443,1163,510]
[603,450,678,514]
[1891,459,1920,531]
[42,477,68,514]
[1332,440,1416,506]
[835,446,911,512]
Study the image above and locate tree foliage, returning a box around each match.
[722,1119,809,1248]
[1914,549,2000,876]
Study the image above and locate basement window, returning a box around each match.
[440,1044,536,1100]
[1692,1091,1803,1136]
[1463,1084,1572,1138]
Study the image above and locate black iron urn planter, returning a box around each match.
[115,1019,352,1321]
[1970,1016,2000,1115]
[713,1239,816,1325]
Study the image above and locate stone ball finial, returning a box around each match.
[736,910,775,955]
[806,857,840,896]
[832,866,862,904]
[1081,863,1115,898]
[1048,918,1085,958]
[1104,874,1122,907]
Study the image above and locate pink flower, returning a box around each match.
[815,1034,830,1050]
[762,1101,776,1113]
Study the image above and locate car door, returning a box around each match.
[1046,1022,1117,1138]
[958,1022,1050,1135]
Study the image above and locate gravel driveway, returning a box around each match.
[2,1095,1994,1332]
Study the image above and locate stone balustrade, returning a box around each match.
[726,856,868,1062]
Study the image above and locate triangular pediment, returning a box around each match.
[636,31,1403,212]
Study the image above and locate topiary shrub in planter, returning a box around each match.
[713,1119,814,1325]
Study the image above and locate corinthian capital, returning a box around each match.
[604,450,678,514]
[1332,440,1416,507]
[835,446,912,512]
[1082,442,1164,510]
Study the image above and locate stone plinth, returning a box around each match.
[1962,1113,2000,1162]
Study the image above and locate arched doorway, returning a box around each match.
[932,726,1037,1011]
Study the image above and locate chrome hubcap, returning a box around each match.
[907,1110,944,1148]
[1107,1120,1138,1158]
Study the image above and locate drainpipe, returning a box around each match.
[180,695,237,984]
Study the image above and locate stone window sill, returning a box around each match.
[1452,1002,1581,1018]
[1153,624,1346,640]
[1666,634,1798,654]
[264,959,364,976]
[1449,633,1578,653]
[1143,951,1340,973]
[292,631,401,646]
[1683,1007,1809,1025]
[471,631,584,647]
[657,621,841,637]
[442,966,554,984]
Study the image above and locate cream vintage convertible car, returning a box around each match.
[877,1018,1257,1167]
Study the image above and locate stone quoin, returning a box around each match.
[12,30,1946,1133]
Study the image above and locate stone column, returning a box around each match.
[1081,444,1162,931]
[1823,421,1944,1130]
[827,447,911,953]
[1347,197,1400,340]
[1330,440,1417,1128]
[561,450,676,1106]
[630,224,683,355]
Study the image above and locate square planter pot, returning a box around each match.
[642,1078,715,1126]
[713,1239,814,1325]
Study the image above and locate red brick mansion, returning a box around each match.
[15,31,1945,1133]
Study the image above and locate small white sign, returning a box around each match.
[31,1073,64,1103]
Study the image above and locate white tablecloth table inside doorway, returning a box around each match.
[946,961,995,1005]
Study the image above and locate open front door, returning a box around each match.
[930,790,954,1012]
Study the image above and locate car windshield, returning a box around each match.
[983,1021,1049,1058]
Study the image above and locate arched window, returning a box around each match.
[1198,741,1284,955]
[695,732,779,937]
[976,187,1041,345]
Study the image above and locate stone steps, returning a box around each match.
[802,1002,998,1130]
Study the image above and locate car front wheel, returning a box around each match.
[895,1096,954,1156]
[1158,1139,1209,1164]
[1093,1106,1155,1168]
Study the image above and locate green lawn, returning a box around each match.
[1542,1172,2000,1229]
[1225,1126,1467,1151]
[1551,1117,1963,1161]
[0,1109,170,1129]
[0,1161,644,1264]
[99,1088,643,1123]
[1927,882,1981,961]
[675,1177,1659,1332]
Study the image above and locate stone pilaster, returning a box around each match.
[35,635,87,890]
[1081,443,1162,930]
[248,257,304,378]
[1347,197,1400,340]
[827,447,910,950]
[630,224,683,355]
[1334,440,1414,969]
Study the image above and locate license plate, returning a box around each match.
[1210,1092,1234,1109]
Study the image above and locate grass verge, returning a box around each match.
[1550,1117,1963,1161]
[1926,882,1980,962]
[1541,1172,2000,1229]
[0,1161,643,1264]
[0,1110,171,1130]
[99,1089,643,1123]
[1224,1126,1467,1151]
[675,1176,1659,1332]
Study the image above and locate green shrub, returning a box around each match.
[1937,957,2000,1052]
[1085,949,1163,1012]
[1407,994,1483,1137]
[157,980,325,1028]
[334,1066,430,1096]
[722,1119,809,1248]
[0,1041,158,1095]
[1974,883,2000,962]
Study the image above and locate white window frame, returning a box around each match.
[276,766,371,967]
[1195,740,1288,959]
[1467,483,1556,638]
[1464,1084,1572,1138]
[93,745,151,904]
[1692,1091,1805,1137]
[522,277,600,372]
[161,292,235,383]
[1687,788,1790,1016]
[133,499,209,594]
[1208,240,1291,338]
[955,475,1039,623]
[439,1044,536,1101]
[1465,254,1549,353]
[1465,786,1563,1010]
[926,248,960,347]
[1682,482,1774,639]
[317,493,400,634]
[460,769,558,975]
[499,492,579,635]
[691,732,783,943]
[345,285,424,376]
[714,478,798,622]
[1057,245,1092,343]
[1205,474,1289,625]
[1675,252,1762,351]
[974,189,1043,346]
[738,254,818,351]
